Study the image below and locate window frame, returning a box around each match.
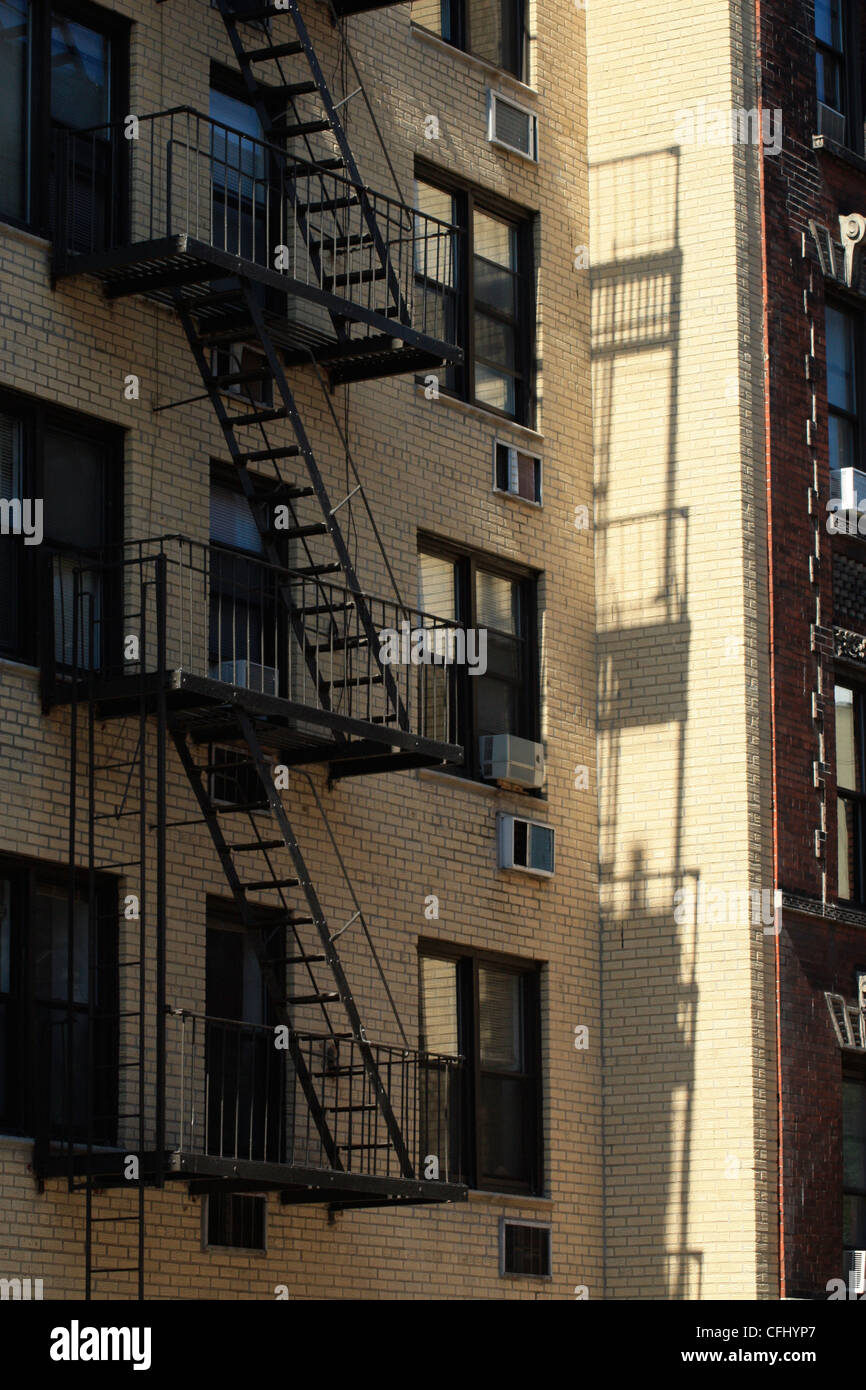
[415,160,536,428]
[413,0,527,82]
[418,532,540,782]
[835,679,866,905]
[419,939,544,1197]
[0,386,123,667]
[0,0,130,236]
[826,298,862,480]
[842,1065,866,1261]
[815,0,863,153]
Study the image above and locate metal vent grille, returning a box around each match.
[205,1193,267,1251]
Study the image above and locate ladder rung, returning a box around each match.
[276,522,328,540]
[90,1214,135,1223]
[298,600,356,616]
[323,673,384,687]
[243,40,304,61]
[241,877,299,892]
[324,1103,378,1113]
[236,446,302,463]
[310,232,376,253]
[89,1266,142,1276]
[213,801,271,813]
[300,196,361,213]
[209,368,272,389]
[229,838,286,852]
[280,952,326,965]
[281,80,318,97]
[285,156,345,177]
[228,407,289,427]
[293,562,342,577]
[338,1142,393,1151]
[270,119,331,139]
[314,634,368,652]
[287,991,339,1005]
[323,267,387,289]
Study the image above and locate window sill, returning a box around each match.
[414,384,543,444]
[0,220,51,253]
[417,766,546,801]
[409,23,537,100]
[467,1188,552,1210]
[0,657,38,676]
[812,133,866,174]
[492,487,542,511]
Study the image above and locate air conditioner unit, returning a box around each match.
[817,100,846,145]
[494,440,542,505]
[480,733,545,788]
[487,90,539,162]
[845,1249,866,1297]
[830,466,866,512]
[215,660,278,695]
[497,813,554,877]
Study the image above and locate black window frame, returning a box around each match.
[842,1064,866,1263]
[835,679,866,905]
[414,0,527,81]
[419,940,543,1197]
[0,0,130,237]
[815,0,863,154]
[418,532,540,783]
[415,160,536,428]
[826,298,864,482]
[0,853,118,1141]
[0,386,123,667]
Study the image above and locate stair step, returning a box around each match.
[237,446,302,463]
[310,232,376,253]
[228,407,289,428]
[323,673,384,687]
[280,952,327,965]
[338,1142,393,1151]
[209,368,272,389]
[293,562,342,577]
[287,991,340,1005]
[324,1103,378,1113]
[311,1065,367,1077]
[252,483,314,503]
[314,634,368,652]
[300,196,361,214]
[298,600,355,616]
[285,156,345,177]
[270,119,331,140]
[213,801,271,813]
[241,877,300,892]
[186,287,243,312]
[274,521,328,540]
[243,40,304,61]
[280,80,318,98]
[229,839,286,852]
[323,267,387,289]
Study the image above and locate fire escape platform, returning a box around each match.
[54,235,461,385]
[47,668,462,773]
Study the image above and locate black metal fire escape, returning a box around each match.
[37,0,468,1297]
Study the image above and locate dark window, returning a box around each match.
[815,0,862,152]
[500,1218,551,1277]
[419,945,542,1194]
[205,1192,267,1251]
[415,168,535,426]
[843,1073,866,1259]
[209,469,285,697]
[827,303,860,479]
[205,904,285,1164]
[418,537,538,781]
[0,0,128,235]
[836,683,866,903]
[412,0,526,80]
[0,857,117,1141]
[0,389,122,666]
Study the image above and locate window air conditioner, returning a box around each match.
[216,660,278,696]
[487,90,538,162]
[480,733,545,788]
[830,466,866,513]
[497,813,555,878]
[845,1249,866,1297]
[817,100,846,145]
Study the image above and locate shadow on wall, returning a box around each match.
[592,146,704,1299]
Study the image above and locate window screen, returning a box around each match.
[206,1192,267,1251]
[501,1219,551,1277]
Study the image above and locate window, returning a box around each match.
[418,537,539,780]
[0,0,128,234]
[204,1193,267,1252]
[419,946,542,1194]
[815,0,862,151]
[0,856,117,1140]
[0,389,121,666]
[500,1218,551,1277]
[835,683,866,903]
[411,0,526,80]
[843,1073,866,1260]
[827,304,860,479]
[494,439,541,504]
[205,903,285,1164]
[415,167,535,425]
[209,468,282,696]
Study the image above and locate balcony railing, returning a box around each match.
[170,1011,466,1185]
[52,107,462,351]
[40,537,463,752]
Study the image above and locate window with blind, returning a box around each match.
[419,944,542,1194]
[844,1073,866,1262]
[815,0,862,152]
[418,537,538,780]
[0,389,121,666]
[414,166,535,426]
[835,683,866,904]
[411,0,526,81]
[0,0,128,236]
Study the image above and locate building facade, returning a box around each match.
[0,0,598,1297]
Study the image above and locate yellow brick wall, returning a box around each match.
[587,0,778,1298]
[0,0,597,1298]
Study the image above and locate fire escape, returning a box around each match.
[35,0,468,1297]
